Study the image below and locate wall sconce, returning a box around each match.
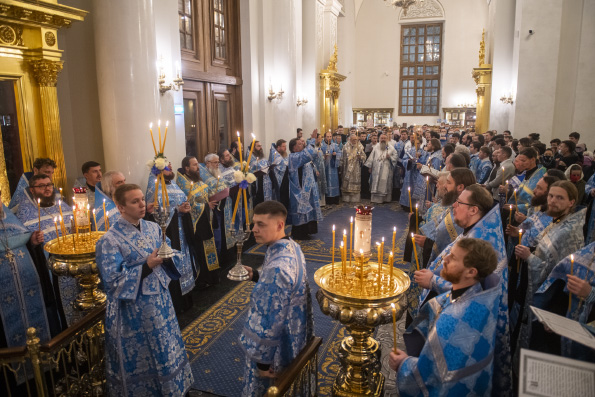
[159,57,184,95]
[267,84,284,101]
[500,93,514,105]
[296,96,308,107]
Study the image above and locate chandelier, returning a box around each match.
[384,0,422,16]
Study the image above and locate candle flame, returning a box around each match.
[411,232,415,238]
[103,198,106,203]
[251,133,255,139]
[59,199,61,205]
[158,120,161,127]
[510,204,513,209]
[166,120,169,127]
[394,226,396,232]
[236,131,240,137]
[87,204,90,210]
[519,229,523,233]
[415,203,418,208]
[54,217,57,222]
[391,302,395,309]
[426,176,429,181]
[408,187,410,192]
[360,249,363,254]
[149,122,153,129]
[37,198,40,204]
[343,229,347,235]
[93,209,96,214]
[382,237,385,242]
[502,166,505,171]
[571,254,574,261]
[390,251,393,256]
[350,216,353,222]
[376,242,381,246]
[506,180,508,184]
[340,241,344,247]
[332,224,335,231]
[59,215,62,221]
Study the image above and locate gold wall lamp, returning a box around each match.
[158,57,183,95]
[296,96,308,107]
[267,84,284,101]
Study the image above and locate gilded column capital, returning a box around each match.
[29,59,63,87]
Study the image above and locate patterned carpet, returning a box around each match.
[183,203,411,396]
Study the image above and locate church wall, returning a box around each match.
[353,0,487,127]
[57,0,104,190]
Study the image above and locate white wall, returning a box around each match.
[337,0,357,127]
[353,0,488,126]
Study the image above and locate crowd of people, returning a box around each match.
[1,122,594,396]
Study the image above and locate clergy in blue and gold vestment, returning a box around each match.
[287,138,323,240]
[399,134,428,210]
[248,140,273,206]
[96,184,193,397]
[8,158,60,213]
[16,174,77,325]
[0,201,64,349]
[390,239,509,396]
[321,131,342,205]
[507,148,546,215]
[269,141,289,203]
[532,242,595,362]
[239,201,313,397]
[312,136,328,207]
[511,181,585,361]
[146,168,197,313]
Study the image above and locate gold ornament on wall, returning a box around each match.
[0,24,23,46]
[45,31,56,46]
[479,29,486,66]
[29,59,63,87]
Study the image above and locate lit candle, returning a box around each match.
[391,226,397,254]
[425,176,430,202]
[509,204,513,226]
[149,122,157,155]
[501,166,505,186]
[53,217,60,243]
[341,241,346,276]
[236,131,243,166]
[37,198,41,232]
[60,213,66,236]
[505,180,509,202]
[244,133,257,172]
[411,233,420,271]
[59,187,63,198]
[517,229,523,273]
[376,241,381,268]
[231,189,242,225]
[161,120,169,152]
[391,303,398,353]
[331,225,336,274]
[415,203,419,233]
[513,188,518,206]
[349,217,353,267]
[158,119,162,153]
[408,187,412,212]
[242,189,250,229]
[58,199,64,220]
[87,204,91,234]
[343,229,347,267]
[73,205,78,236]
[92,209,97,232]
[569,254,575,312]
[360,248,364,291]
[380,237,385,268]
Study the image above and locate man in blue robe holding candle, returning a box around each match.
[248,140,274,205]
[287,138,323,240]
[399,134,428,211]
[239,201,313,396]
[269,140,288,203]
[390,238,508,396]
[96,184,193,396]
[16,174,77,325]
[506,148,546,215]
[321,131,342,205]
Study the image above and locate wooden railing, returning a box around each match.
[0,305,106,397]
[265,336,322,397]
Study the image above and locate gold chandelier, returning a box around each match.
[384,0,422,16]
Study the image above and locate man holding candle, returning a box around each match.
[239,201,313,396]
[269,140,289,203]
[399,133,427,210]
[96,184,194,396]
[485,146,515,201]
[507,147,547,215]
[366,133,399,204]
[248,140,274,205]
[321,131,342,205]
[287,138,323,240]
[511,181,585,360]
[390,238,509,396]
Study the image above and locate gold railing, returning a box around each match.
[0,305,106,397]
[266,336,322,397]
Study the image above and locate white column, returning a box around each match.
[92,0,159,189]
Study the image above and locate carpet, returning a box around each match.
[183,204,411,396]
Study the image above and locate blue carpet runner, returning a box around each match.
[183,204,410,396]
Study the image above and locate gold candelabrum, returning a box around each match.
[315,207,410,396]
[45,229,106,312]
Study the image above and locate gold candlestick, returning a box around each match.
[53,217,60,243]
[92,209,97,232]
[349,216,353,268]
[415,203,419,233]
[411,233,420,271]
[391,226,396,254]
[408,187,412,212]
[569,254,575,312]
[341,241,346,276]
[517,229,523,273]
[37,198,41,232]
[391,303,398,353]
[508,205,513,226]
[331,225,336,280]
[389,251,394,283]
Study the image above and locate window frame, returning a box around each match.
[398,22,444,117]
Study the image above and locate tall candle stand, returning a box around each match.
[153,205,176,259]
[227,227,251,281]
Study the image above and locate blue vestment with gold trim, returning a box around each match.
[508,167,546,214]
[320,141,342,198]
[239,238,314,397]
[288,146,323,227]
[96,218,193,397]
[94,188,120,231]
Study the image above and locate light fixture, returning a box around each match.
[296,96,308,107]
[158,56,184,95]
[500,93,514,105]
[384,0,422,16]
[267,83,284,101]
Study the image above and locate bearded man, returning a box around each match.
[248,140,273,206]
[321,131,342,205]
[9,157,60,213]
[511,181,585,361]
[94,170,125,231]
[365,133,398,203]
[341,133,366,203]
[269,140,289,204]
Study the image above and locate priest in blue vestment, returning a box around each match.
[287,138,323,240]
[239,201,314,396]
[321,131,342,205]
[248,140,274,206]
[8,158,60,213]
[96,184,193,396]
[399,135,429,211]
[269,141,289,203]
[507,148,546,215]
[390,238,509,396]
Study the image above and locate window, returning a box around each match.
[178,0,194,51]
[213,0,226,59]
[399,23,443,116]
